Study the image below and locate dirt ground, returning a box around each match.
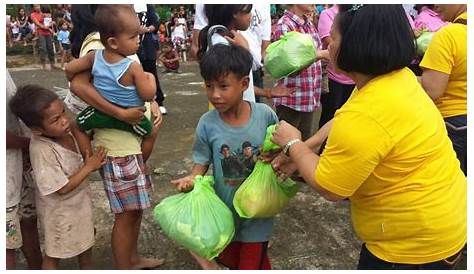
[7,58,467,270]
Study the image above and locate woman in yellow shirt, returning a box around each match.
[271,4,466,270]
[419,4,467,175]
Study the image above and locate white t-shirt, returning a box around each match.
[242,4,271,70]
[210,34,255,103]
[193,4,207,30]
[172,24,186,40]
[194,4,271,70]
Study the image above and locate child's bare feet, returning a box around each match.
[131,257,165,269]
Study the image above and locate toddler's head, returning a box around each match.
[60,20,68,31]
[10,85,71,138]
[95,5,140,56]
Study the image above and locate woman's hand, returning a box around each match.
[270,85,296,97]
[116,107,146,124]
[224,30,249,50]
[271,154,298,181]
[271,121,302,147]
[150,101,163,128]
[258,149,282,163]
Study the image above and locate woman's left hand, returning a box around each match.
[272,121,302,147]
[224,30,249,50]
[150,101,163,128]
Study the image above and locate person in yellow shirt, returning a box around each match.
[270,4,466,270]
[419,4,467,175]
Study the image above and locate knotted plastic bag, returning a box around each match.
[233,125,299,218]
[416,31,434,56]
[153,176,235,260]
[264,31,317,79]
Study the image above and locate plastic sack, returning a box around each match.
[153,175,235,260]
[233,125,299,218]
[264,31,317,79]
[416,31,434,56]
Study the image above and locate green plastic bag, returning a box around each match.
[233,125,299,218]
[264,31,317,79]
[416,31,434,56]
[153,176,235,260]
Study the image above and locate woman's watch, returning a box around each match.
[283,139,302,156]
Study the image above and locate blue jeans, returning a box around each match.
[357,244,463,270]
[445,115,467,176]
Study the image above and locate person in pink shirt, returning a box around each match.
[414,5,448,32]
[317,4,355,139]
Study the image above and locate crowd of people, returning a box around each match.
[6,3,467,271]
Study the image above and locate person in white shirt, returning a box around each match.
[191,4,294,103]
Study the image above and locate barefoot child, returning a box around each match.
[172,44,278,270]
[57,20,72,69]
[9,85,106,269]
[65,4,156,137]
[66,4,164,269]
[159,42,180,73]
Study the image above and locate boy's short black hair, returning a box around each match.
[335,4,415,76]
[9,85,59,128]
[199,43,253,82]
[95,4,135,47]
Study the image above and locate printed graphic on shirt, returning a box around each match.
[220,141,258,186]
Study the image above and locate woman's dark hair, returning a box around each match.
[40,6,51,14]
[199,43,253,82]
[9,85,59,128]
[17,7,26,21]
[69,4,98,58]
[197,4,252,60]
[334,4,415,77]
[414,4,434,13]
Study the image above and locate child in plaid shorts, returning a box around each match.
[66,5,164,270]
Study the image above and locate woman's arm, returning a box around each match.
[305,118,333,150]
[69,71,145,124]
[419,68,449,100]
[272,121,345,202]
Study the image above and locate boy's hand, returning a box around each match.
[171,175,195,192]
[84,146,106,172]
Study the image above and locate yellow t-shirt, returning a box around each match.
[80,32,150,157]
[420,12,467,118]
[315,68,466,264]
